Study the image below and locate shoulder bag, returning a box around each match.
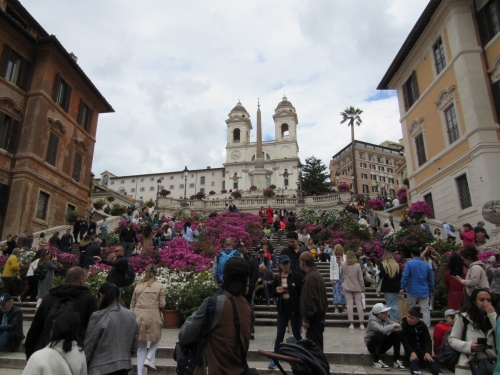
[466,327,497,375]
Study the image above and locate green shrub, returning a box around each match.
[111,204,127,216]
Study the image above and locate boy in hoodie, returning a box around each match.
[401,306,444,375]
[364,303,405,370]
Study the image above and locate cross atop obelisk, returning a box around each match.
[255,98,264,168]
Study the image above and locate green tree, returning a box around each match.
[301,156,331,195]
[340,106,363,195]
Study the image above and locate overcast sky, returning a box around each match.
[23,0,428,177]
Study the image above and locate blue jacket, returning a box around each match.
[401,257,434,298]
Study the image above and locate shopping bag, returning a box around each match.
[398,297,409,321]
[361,293,366,309]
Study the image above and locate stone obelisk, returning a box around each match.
[252,99,268,188]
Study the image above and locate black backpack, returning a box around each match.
[37,294,87,351]
[33,266,47,282]
[122,261,136,287]
[438,316,468,373]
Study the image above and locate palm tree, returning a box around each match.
[340,106,363,195]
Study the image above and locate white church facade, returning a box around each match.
[96,97,300,202]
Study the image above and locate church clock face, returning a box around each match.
[231,150,241,160]
[280,146,291,157]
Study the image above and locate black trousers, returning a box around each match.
[1,277,22,296]
[305,319,325,351]
[22,276,38,301]
[366,331,401,362]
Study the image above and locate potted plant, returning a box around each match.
[93,199,106,210]
[263,188,275,198]
[195,191,206,200]
[110,204,127,216]
[397,187,408,204]
[408,201,434,220]
[269,184,277,189]
[106,195,115,203]
[144,199,155,208]
[65,210,78,225]
[220,189,227,194]
[365,198,385,211]
[231,190,241,199]
[209,190,216,195]
[159,189,170,197]
[249,185,257,191]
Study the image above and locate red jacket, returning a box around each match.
[459,229,475,247]
[433,321,452,355]
[443,269,467,310]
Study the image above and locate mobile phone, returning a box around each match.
[477,337,487,345]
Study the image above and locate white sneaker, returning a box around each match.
[360,324,365,330]
[373,360,390,370]
[334,308,339,314]
[393,360,405,370]
[349,324,354,330]
[144,358,157,371]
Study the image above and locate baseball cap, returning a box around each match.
[0,293,12,305]
[279,255,291,263]
[372,303,391,315]
[444,309,456,317]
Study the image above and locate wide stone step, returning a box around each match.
[254,317,443,327]
[0,348,451,374]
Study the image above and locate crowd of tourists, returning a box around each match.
[0,201,500,375]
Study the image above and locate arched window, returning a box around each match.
[251,153,271,161]
[266,153,271,160]
[200,176,205,185]
[281,123,289,138]
[103,175,109,186]
[233,128,240,142]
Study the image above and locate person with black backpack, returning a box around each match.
[25,267,98,360]
[94,246,135,293]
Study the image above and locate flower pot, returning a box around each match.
[163,309,182,328]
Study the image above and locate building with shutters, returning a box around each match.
[0,0,113,238]
[377,0,500,228]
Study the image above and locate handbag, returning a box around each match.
[174,296,217,375]
[467,329,497,375]
[438,315,468,372]
[398,297,409,322]
[228,296,258,375]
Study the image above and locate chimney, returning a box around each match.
[69,52,78,62]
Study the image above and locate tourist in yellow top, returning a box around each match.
[1,248,22,297]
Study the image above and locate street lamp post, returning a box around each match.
[155,178,162,210]
[181,166,189,208]
[335,171,342,205]
[297,162,304,204]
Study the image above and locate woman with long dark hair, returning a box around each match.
[443,253,467,310]
[141,225,153,250]
[181,222,194,243]
[449,288,497,375]
[23,311,87,375]
[84,283,138,375]
[36,249,57,308]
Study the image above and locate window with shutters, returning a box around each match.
[45,132,59,166]
[378,166,385,171]
[360,162,367,168]
[200,176,205,185]
[372,186,379,193]
[477,0,500,45]
[379,176,386,182]
[491,81,500,122]
[433,38,446,74]
[179,184,184,189]
[169,185,174,190]
[189,183,194,188]
[36,191,49,220]
[371,174,377,180]
[388,178,394,183]
[0,44,31,90]
[0,112,20,153]
[415,133,427,166]
[423,193,435,218]
[456,174,472,210]
[77,100,93,132]
[362,184,369,193]
[0,183,10,216]
[53,74,72,112]
[445,105,460,144]
[222,181,225,189]
[72,152,83,181]
[361,173,368,179]
[402,71,419,111]
[140,187,145,192]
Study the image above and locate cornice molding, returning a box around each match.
[409,117,425,138]
[434,85,456,110]
[0,97,22,121]
[488,55,500,83]
[47,118,67,137]
[73,138,89,153]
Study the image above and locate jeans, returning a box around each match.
[137,340,160,375]
[384,292,402,321]
[274,299,302,354]
[306,320,325,351]
[271,253,277,268]
[0,330,15,352]
[256,284,271,302]
[122,242,134,258]
[406,349,443,375]
[408,294,430,327]
[366,331,401,362]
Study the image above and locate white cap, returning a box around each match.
[372,303,391,315]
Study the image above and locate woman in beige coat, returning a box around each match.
[340,250,365,330]
[130,264,166,374]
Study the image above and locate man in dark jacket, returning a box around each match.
[299,251,327,351]
[280,232,309,277]
[0,293,24,352]
[61,229,74,253]
[87,218,97,236]
[25,267,98,359]
[94,246,129,290]
[268,255,303,369]
[83,238,102,268]
[120,221,138,258]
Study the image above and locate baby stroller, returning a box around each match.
[258,339,330,375]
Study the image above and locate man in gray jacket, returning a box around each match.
[364,303,405,370]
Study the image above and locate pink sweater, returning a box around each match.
[340,263,365,293]
[459,229,475,247]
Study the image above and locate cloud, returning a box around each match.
[22,0,428,176]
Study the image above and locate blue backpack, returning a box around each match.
[217,250,237,283]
